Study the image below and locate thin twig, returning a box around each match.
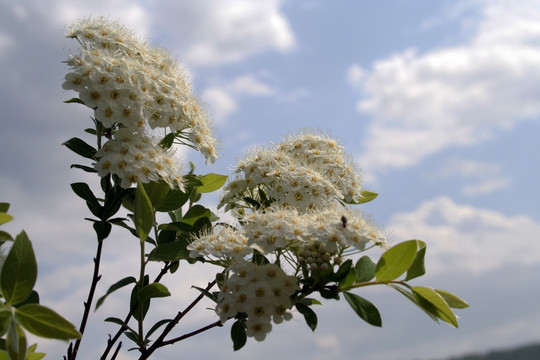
[159,320,222,346]
[67,239,104,360]
[138,279,217,360]
[100,262,173,360]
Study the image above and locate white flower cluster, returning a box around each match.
[242,205,387,254]
[216,262,299,341]
[63,17,218,187]
[186,227,254,260]
[220,132,364,211]
[94,129,183,188]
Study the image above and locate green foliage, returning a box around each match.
[138,283,171,303]
[1,232,37,306]
[375,240,422,282]
[134,182,154,242]
[14,304,81,340]
[95,277,137,310]
[295,302,318,331]
[0,206,80,360]
[62,138,96,160]
[197,174,228,193]
[343,292,382,327]
[231,320,247,351]
[147,241,190,262]
[354,256,376,283]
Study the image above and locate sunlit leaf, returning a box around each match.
[412,286,458,327]
[15,304,81,340]
[197,174,228,193]
[405,240,426,281]
[434,289,469,309]
[0,214,13,226]
[375,240,419,282]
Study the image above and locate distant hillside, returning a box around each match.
[443,343,540,360]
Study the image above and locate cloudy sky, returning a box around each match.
[1,0,540,359]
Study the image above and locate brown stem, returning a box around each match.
[66,238,104,360]
[138,279,217,360]
[159,321,222,347]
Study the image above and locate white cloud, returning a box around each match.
[387,196,540,275]
[202,86,238,123]
[431,156,511,196]
[151,0,296,66]
[201,73,308,122]
[345,63,365,88]
[230,75,275,96]
[355,1,540,173]
[7,0,294,67]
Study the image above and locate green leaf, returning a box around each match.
[62,137,96,160]
[197,174,228,193]
[63,97,84,104]
[145,319,171,341]
[295,303,318,331]
[93,221,112,242]
[0,230,13,241]
[143,181,170,209]
[0,303,12,337]
[355,256,376,283]
[70,164,97,173]
[354,190,378,204]
[104,317,137,334]
[434,289,469,309]
[0,203,10,213]
[15,304,81,340]
[231,320,247,351]
[192,286,217,302]
[134,182,154,242]
[138,283,171,303]
[158,132,175,150]
[375,240,420,282]
[1,231,37,305]
[0,213,13,226]
[388,284,439,323]
[412,286,458,327]
[95,276,136,310]
[155,190,189,212]
[7,320,26,360]
[25,343,45,360]
[181,205,211,226]
[13,291,39,308]
[343,292,382,327]
[71,182,101,209]
[332,259,353,282]
[405,241,426,281]
[147,241,190,262]
[338,268,356,290]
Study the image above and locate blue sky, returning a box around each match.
[1,1,540,359]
